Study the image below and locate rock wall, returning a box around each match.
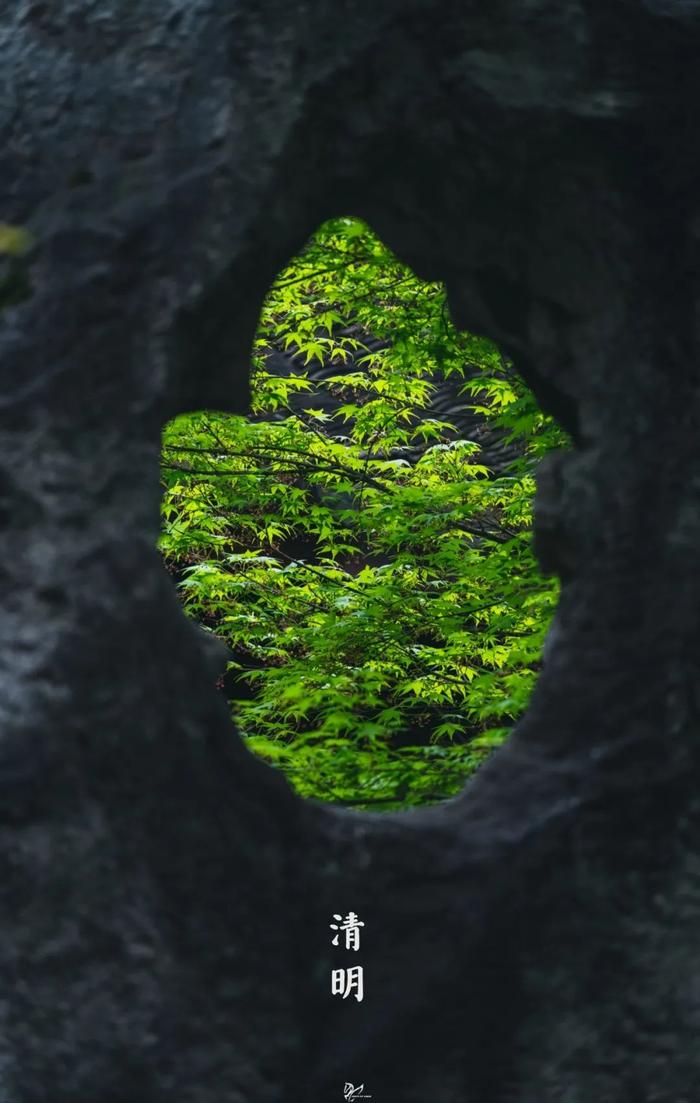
[2,1,700,1099]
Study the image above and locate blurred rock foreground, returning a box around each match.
[3,1,700,1099]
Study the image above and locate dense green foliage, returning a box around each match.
[160,218,567,809]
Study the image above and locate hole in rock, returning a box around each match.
[160,218,568,811]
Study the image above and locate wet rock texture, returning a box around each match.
[3,1,700,1099]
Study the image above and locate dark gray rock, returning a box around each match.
[2,1,700,1099]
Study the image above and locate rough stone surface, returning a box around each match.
[3,1,700,1099]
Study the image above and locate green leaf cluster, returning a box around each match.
[160,218,567,809]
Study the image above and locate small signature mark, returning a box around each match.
[344,1084,372,1100]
